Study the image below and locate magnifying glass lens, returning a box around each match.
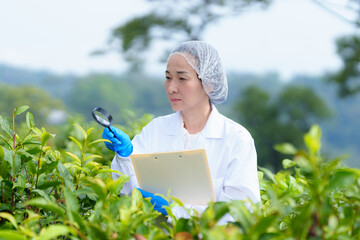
[92,107,113,128]
[93,111,110,126]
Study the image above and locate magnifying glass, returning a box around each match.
[92,107,114,134]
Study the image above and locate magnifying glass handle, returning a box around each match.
[108,126,114,134]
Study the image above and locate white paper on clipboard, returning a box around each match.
[130,149,215,205]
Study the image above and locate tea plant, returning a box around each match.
[0,106,359,239]
[0,106,163,239]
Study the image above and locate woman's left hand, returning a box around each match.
[137,188,169,215]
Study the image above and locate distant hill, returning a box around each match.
[0,64,75,99]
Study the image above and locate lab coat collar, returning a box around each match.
[166,104,224,139]
[202,105,224,139]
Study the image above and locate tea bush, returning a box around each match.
[0,106,359,239]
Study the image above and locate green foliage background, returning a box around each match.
[0,106,359,239]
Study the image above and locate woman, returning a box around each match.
[103,41,260,220]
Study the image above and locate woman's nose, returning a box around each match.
[167,80,178,93]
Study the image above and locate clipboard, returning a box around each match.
[130,149,215,205]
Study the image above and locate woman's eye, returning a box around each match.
[165,76,171,80]
[179,77,187,81]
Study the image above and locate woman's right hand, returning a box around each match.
[102,126,133,157]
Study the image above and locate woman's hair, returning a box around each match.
[168,41,228,104]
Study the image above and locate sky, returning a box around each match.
[0,0,357,80]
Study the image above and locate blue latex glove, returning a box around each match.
[137,188,169,215]
[102,126,133,157]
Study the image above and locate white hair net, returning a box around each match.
[168,41,228,104]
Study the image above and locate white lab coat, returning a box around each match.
[111,105,260,221]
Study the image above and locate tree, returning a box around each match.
[311,0,359,26]
[97,0,272,71]
[234,85,283,170]
[330,34,360,96]
[65,74,135,123]
[234,84,331,171]
[278,86,332,131]
[0,84,65,127]
[312,0,360,96]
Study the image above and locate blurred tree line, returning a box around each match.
[1,64,360,171]
[312,0,360,96]
[104,0,360,98]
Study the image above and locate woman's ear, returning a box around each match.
[203,83,213,94]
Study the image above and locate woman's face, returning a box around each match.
[165,54,209,113]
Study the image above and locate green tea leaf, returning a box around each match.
[86,222,108,239]
[4,150,21,177]
[66,152,81,165]
[32,189,50,199]
[64,188,79,214]
[72,164,89,174]
[37,180,62,190]
[71,210,86,232]
[16,150,33,161]
[228,201,254,232]
[69,136,82,151]
[282,159,296,169]
[84,154,102,166]
[328,169,359,190]
[39,160,59,175]
[74,188,93,196]
[86,127,94,137]
[274,143,297,155]
[26,111,35,130]
[85,154,102,161]
[0,146,4,161]
[14,105,29,116]
[0,212,18,229]
[57,162,75,191]
[253,214,277,234]
[87,178,107,201]
[22,134,39,146]
[213,201,229,222]
[73,124,87,139]
[4,148,14,167]
[64,189,83,231]
[31,127,42,136]
[108,175,130,196]
[38,225,75,240]
[14,154,22,177]
[22,211,43,225]
[40,131,51,146]
[175,218,191,234]
[132,188,143,209]
[0,135,12,149]
[0,159,11,179]
[27,160,37,176]
[13,174,26,189]
[0,115,13,138]
[304,125,321,155]
[258,166,276,183]
[169,196,185,208]
[129,212,156,231]
[327,214,338,231]
[26,148,42,157]
[0,230,26,240]
[88,138,111,146]
[26,198,65,217]
[96,169,124,175]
